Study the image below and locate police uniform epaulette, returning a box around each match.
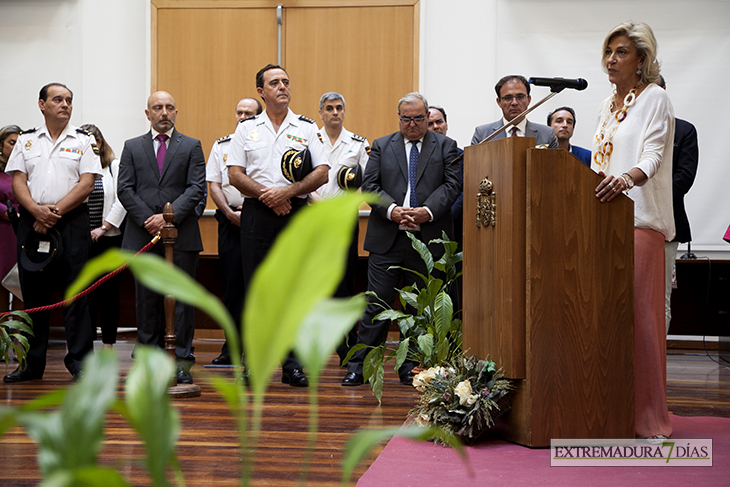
[298,115,315,124]
[20,127,38,135]
[351,133,366,143]
[216,134,232,144]
[76,127,93,137]
[239,115,257,124]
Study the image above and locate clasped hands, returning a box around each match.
[391,206,430,230]
[32,204,61,234]
[259,186,293,216]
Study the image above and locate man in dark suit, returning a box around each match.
[117,91,206,384]
[547,106,592,167]
[658,75,699,334]
[342,92,461,386]
[471,75,558,148]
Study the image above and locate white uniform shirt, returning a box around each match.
[314,126,369,199]
[206,134,244,208]
[5,123,102,204]
[226,109,329,198]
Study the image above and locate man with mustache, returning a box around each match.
[4,83,102,382]
[117,91,206,384]
[227,64,329,387]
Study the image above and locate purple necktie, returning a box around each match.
[510,127,518,137]
[156,133,168,174]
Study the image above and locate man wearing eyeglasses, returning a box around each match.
[471,75,558,147]
[341,92,460,387]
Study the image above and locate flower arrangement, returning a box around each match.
[409,354,513,443]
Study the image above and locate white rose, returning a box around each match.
[415,413,430,427]
[454,380,473,405]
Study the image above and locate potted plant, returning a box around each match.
[346,231,463,403]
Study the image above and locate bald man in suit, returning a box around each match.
[342,92,461,386]
[117,91,206,384]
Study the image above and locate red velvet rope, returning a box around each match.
[0,236,160,319]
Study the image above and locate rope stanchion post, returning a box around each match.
[161,202,201,398]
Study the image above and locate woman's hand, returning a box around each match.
[595,171,627,203]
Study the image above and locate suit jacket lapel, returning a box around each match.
[416,130,435,183]
[160,130,181,180]
[143,132,158,178]
[389,132,408,181]
[525,120,539,139]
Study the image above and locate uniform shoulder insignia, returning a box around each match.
[298,115,315,124]
[216,134,232,144]
[76,127,93,137]
[239,115,257,124]
[351,133,366,143]
[20,127,38,135]
[365,146,371,155]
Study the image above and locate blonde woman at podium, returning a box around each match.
[592,21,674,440]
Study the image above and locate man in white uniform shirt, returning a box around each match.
[227,64,329,387]
[4,83,102,382]
[313,92,369,365]
[208,97,262,365]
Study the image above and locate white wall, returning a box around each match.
[421,0,730,254]
[2,0,728,254]
[1,0,149,156]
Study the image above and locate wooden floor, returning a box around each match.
[1,343,728,486]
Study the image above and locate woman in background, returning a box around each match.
[81,124,127,349]
[593,22,675,439]
[0,125,21,312]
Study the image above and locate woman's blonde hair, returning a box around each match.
[601,21,661,86]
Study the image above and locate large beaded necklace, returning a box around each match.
[593,86,640,171]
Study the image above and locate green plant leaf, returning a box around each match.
[417,334,434,363]
[433,291,453,342]
[243,192,371,397]
[42,467,131,487]
[394,338,410,371]
[341,343,369,366]
[341,425,468,484]
[363,346,385,404]
[436,336,451,363]
[19,350,119,479]
[124,347,179,487]
[372,309,410,322]
[406,231,434,275]
[66,249,239,364]
[396,288,421,310]
[294,296,366,384]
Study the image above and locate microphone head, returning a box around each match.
[575,78,588,90]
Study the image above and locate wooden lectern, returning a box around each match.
[462,138,634,446]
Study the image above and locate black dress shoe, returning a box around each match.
[212,353,232,365]
[341,372,364,387]
[281,368,308,387]
[176,368,193,384]
[399,371,415,385]
[3,367,43,383]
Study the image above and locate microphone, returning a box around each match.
[529,77,588,92]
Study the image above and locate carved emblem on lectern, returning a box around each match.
[476,175,496,227]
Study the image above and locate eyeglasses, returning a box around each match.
[500,94,528,103]
[399,116,426,125]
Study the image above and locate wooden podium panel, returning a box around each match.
[463,139,635,446]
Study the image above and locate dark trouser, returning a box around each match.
[216,209,244,357]
[17,205,94,377]
[240,197,307,373]
[335,223,360,365]
[134,247,198,362]
[88,233,124,344]
[347,231,428,377]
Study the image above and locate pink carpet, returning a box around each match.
[357,415,728,486]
